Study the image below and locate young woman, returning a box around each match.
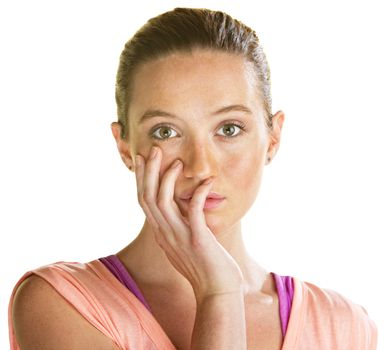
[9,7,377,350]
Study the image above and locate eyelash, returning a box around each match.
[149,121,247,142]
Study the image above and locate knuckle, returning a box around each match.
[143,192,154,204]
[157,197,168,208]
[190,235,202,249]
[166,236,178,248]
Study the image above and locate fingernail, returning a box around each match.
[150,146,158,159]
[203,178,213,185]
[172,159,182,168]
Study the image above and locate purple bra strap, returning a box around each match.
[100,255,294,338]
[271,272,294,337]
[99,255,152,313]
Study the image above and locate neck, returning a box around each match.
[116,220,273,300]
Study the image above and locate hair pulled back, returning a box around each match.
[115,7,273,140]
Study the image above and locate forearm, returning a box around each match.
[191,292,247,350]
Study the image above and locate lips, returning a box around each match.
[180,195,225,209]
[180,191,225,200]
[203,197,225,209]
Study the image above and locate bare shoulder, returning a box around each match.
[12,274,120,350]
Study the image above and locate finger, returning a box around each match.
[135,154,159,231]
[143,147,161,205]
[157,159,190,241]
[135,153,169,249]
[187,178,215,242]
[141,152,192,271]
[142,147,176,243]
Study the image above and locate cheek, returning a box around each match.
[225,150,265,193]
[204,151,265,235]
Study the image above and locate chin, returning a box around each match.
[205,214,237,236]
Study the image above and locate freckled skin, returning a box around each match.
[110,46,286,321]
[124,49,277,236]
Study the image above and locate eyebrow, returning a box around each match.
[137,104,253,124]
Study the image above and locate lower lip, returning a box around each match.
[182,198,225,209]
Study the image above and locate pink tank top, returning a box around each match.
[99,254,294,338]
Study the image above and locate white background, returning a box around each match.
[1,0,388,348]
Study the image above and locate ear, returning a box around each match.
[266,110,285,165]
[110,122,135,172]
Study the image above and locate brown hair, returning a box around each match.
[115,7,273,140]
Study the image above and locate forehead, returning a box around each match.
[129,49,262,124]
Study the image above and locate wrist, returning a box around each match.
[194,288,244,305]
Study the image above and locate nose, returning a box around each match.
[182,142,218,182]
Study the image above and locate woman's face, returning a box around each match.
[120,49,283,235]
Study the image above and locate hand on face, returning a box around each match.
[134,146,244,301]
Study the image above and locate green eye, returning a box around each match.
[151,126,178,141]
[216,123,245,138]
[149,121,246,142]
